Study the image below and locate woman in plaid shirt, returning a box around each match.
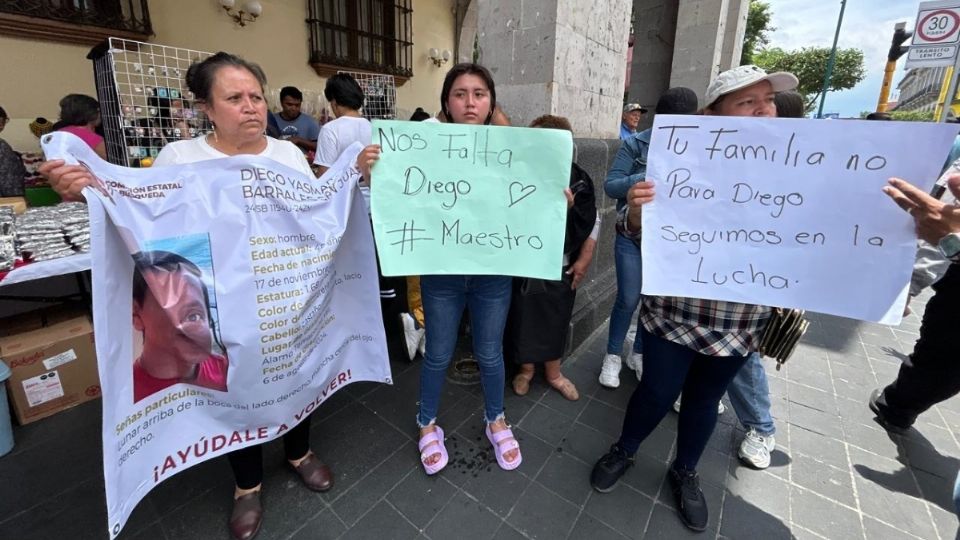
[590,65,799,532]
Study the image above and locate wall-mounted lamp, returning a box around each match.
[427,48,452,67]
[219,0,262,27]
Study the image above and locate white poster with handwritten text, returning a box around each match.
[641,116,957,324]
[41,133,389,538]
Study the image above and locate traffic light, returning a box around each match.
[888,22,913,62]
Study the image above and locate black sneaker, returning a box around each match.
[590,445,633,493]
[668,466,708,532]
[868,388,911,434]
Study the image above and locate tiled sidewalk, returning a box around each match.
[1,292,958,539]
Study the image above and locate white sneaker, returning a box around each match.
[417,332,426,357]
[672,396,725,415]
[624,352,643,379]
[738,428,775,469]
[400,313,424,361]
[599,354,621,388]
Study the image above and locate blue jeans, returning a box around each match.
[618,329,748,470]
[417,275,511,427]
[606,234,643,355]
[727,352,776,436]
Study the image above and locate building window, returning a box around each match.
[306,0,413,80]
[0,0,152,46]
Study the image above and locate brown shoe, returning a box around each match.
[291,453,334,492]
[229,492,263,540]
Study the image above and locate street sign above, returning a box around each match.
[908,0,960,68]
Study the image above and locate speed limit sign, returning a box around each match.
[908,1,960,68]
[916,8,960,44]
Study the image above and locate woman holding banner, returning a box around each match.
[590,65,798,532]
[40,52,333,540]
[358,63,551,475]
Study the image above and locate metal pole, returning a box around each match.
[939,54,960,123]
[817,0,847,118]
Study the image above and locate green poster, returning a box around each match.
[370,120,573,279]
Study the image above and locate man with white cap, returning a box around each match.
[591,65,798,532]
[620,103,647,141]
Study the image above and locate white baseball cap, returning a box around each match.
[704,65,798,108]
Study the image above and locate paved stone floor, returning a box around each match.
[1,290,959,539]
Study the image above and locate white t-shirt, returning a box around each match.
[313,116,372,167]
[155,135,314,176]
[314,116,372,211]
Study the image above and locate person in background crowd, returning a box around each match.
[56,94,107,159]
[39,52,335,540]
[879,171,960,520]
[507,115,599,401]
[409,107,431,122]
[357,63,564,475]
[0,107,26,197]
[774,90,805,119]
[599,87,699,389]
[315,74,371,178]
[619,103,647,141]
[271,86,320,154]
[591,65,798,532]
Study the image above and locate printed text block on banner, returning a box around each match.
[370,120,572,280]
[640,115,957,325]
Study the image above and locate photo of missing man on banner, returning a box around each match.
[132,247,228,403]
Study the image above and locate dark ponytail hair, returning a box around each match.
[439,63,496,125]
[185,52,267,103]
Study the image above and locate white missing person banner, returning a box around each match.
[41,133,390,538]
[641,115,958,324]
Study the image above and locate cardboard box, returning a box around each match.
[0,309,99,425]
[0,197,27,215]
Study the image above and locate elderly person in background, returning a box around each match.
[40,52,336,540]
[619,102,647,141]
[0,107,26,197]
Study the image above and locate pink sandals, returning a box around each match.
[485,423,523,471]
[418,426,449,475]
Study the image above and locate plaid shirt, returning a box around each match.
[618,207,770,357]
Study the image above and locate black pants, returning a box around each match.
[878,263,960,427]
[227,416,311,490]
[618,329,748,471]
[373,226,409,362]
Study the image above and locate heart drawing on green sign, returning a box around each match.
[508,182,537,208]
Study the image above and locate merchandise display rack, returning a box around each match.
[90,38,214,168]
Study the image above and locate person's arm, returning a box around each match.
[567,235,597,289]
[93,140,108,160]
[604,136,648,200]
[910,240,951,297]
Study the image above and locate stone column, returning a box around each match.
[720,0,749,70]
[669,0,729,101]
[628,0,680,130]
[476,0,632,138]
